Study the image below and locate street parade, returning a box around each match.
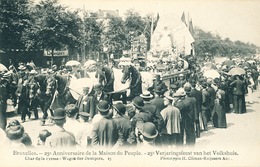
[0,1,260,162]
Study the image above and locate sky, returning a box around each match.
[34,0,260,46]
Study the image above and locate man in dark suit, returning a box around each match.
[183,85,197,146]
[113,102,131,146]
[92,101,124,148]
[76,86,96,119]
[150,86,166,113]
[190,80,202,138]
[148,74,168,95]
[141,91,164,134]
[230,75,246,114]
[201,82,211,131]
[207,81,216,120]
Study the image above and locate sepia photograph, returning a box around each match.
[0,0,260,166]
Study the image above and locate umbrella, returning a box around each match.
[83,60,97,69]
[203,69,220,79]
[228,67,246,76]
[68,77,96,100]
[204,62,217,70]
[223,60,235,66]
[0,63,8,72]
[65,60,80,66]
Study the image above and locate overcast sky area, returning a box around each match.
[34,0,260,46]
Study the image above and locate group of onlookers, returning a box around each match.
[0,58,259,149]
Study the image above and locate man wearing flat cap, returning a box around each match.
[160,93,181,147]
[173,89,187,146]
[45,108,76,148]
[92,100,124,147]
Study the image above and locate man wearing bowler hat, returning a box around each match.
[135,122,159,148]
[45,108,76,148]
[131,96,152,129]
[151,86,166,113]
[92,100,123,147]
[113,102,131,146]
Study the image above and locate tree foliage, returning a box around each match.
[193,27,259,59]
[22,0,82,51]
[0,0,32,49]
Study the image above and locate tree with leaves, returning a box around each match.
[0,0,32,49]
[22,0,82,59]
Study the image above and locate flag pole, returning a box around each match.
[150,13,154,51]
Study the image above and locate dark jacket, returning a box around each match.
[92,116,123,147]
[150,96,166,112]
[143,102,164,133]
[190,88,202,114]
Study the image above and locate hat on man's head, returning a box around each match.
[173,88,186,97]
[97,100,110,113]
[170,84,178,90]
[201,82,208,88]
[153,86,164,94]
[51,108,66,120]
[132,96,144,109]
[140,90,153,99]
[6,120,24,140]
[93,83,103,91]
[18,65,26,71]
[190,81,197,88]
[65,104,79,117]
[78,112,90,120]
[138,122,158,139]
[29,70,38,75]
[113,102,126,115]
[184,85,192,94]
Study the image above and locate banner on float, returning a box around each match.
[44,49,69,57]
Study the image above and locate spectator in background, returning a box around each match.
[148,74,168,95]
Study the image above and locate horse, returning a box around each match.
[95,66,128,104]
[49,74,77,111]
[33,74,56,123]
[121,65,142,101]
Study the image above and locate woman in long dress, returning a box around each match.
[212,84,227,128]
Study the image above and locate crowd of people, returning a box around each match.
[0,56,259,149]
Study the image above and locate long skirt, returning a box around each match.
[212,100,227,128]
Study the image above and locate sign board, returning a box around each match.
[44,49,69,57]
